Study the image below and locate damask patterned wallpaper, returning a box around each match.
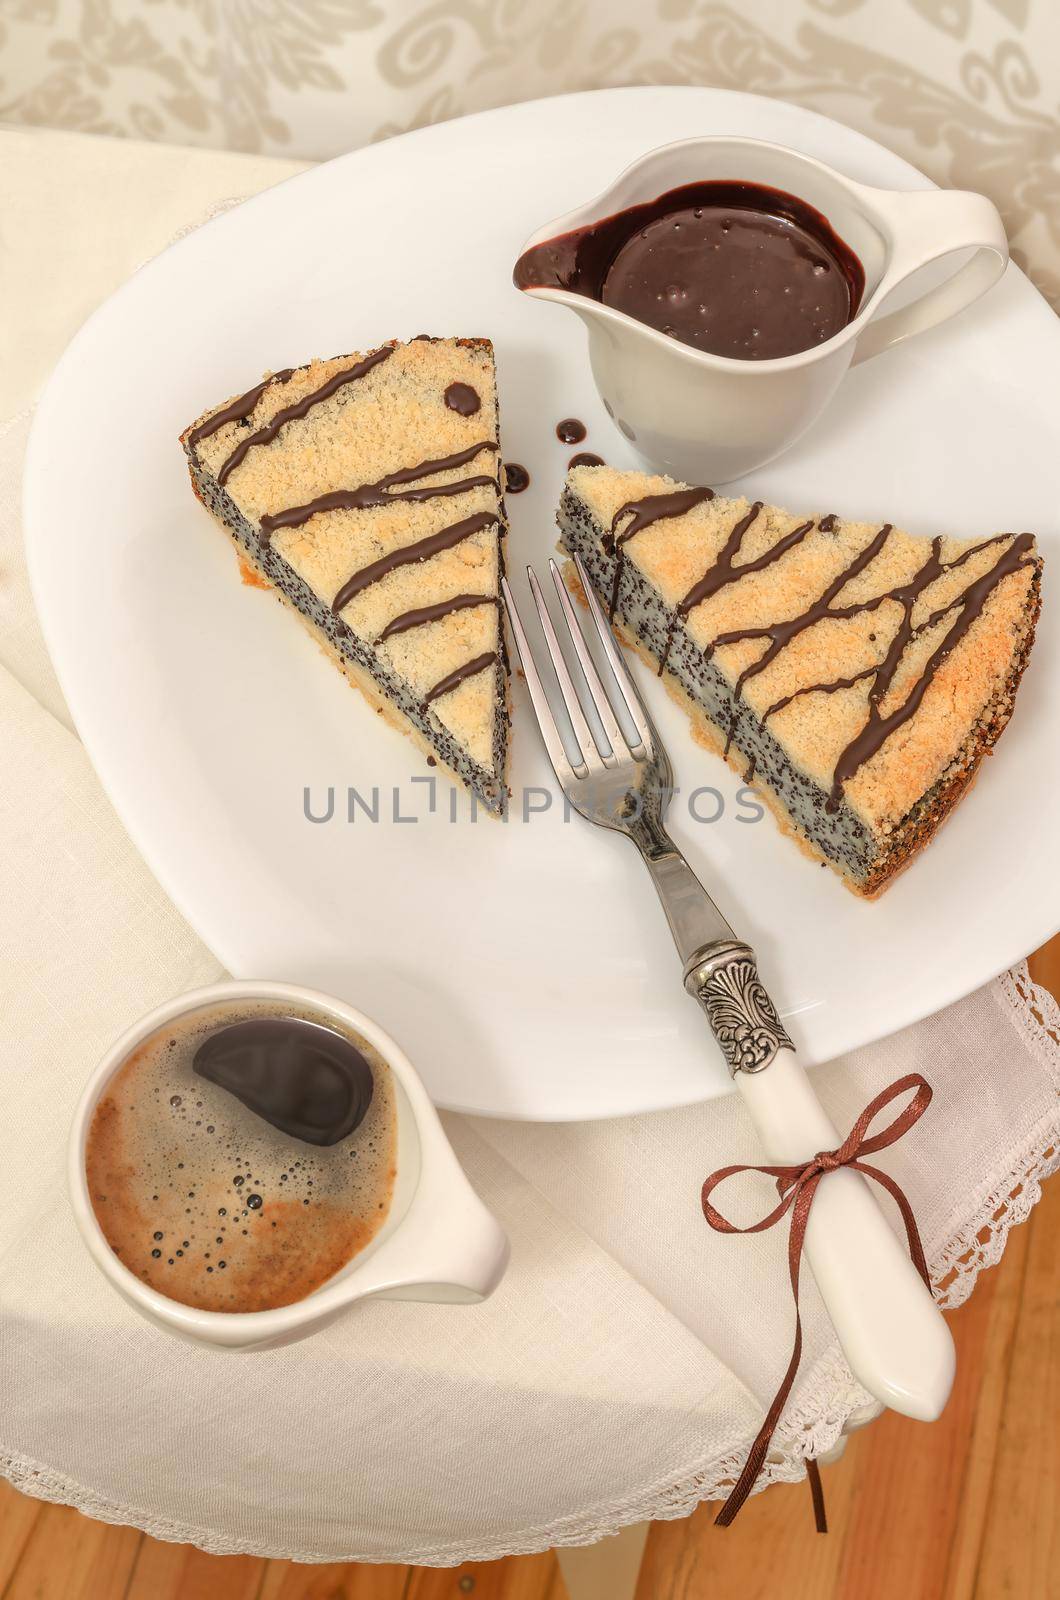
[1,0,1058,303]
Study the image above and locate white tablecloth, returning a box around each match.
[1,124,1058,1566]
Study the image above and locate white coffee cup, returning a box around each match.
[69,981,509,1350]
[516,135,1008,483]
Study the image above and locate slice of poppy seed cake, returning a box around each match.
[558,464,1041,894]
[182,337,510,814]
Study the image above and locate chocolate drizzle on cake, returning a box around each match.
[606,486,716,619]
[422,651,498,707]
[444,382,481,416]
[826,532,1036,808]
[216,346,394,485]
[187,369,294,447]
[714,522,895,759]
[718,522,1034,803]
[375,441,497,486]
[331,511,498,614]
[599,490,1038,809]
[660,508,817,673]
[316,443,504,720]
[377,592,499,642]
[258,442,499,541]
[761,666,879,729]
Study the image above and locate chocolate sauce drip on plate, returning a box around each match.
[569,451,604,469]
[216,345,394,485]
[378,592,498,642]
[445,381,481,416]
[505,463,530,494]
[192,1017,374,1147]
[258,441,499,540]
[556,417,587,444]
[422,651,498,707]
[332,510,498,614]
[606,486,715,618]
[187,369,294,448]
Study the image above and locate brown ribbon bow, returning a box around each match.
[701,1072,934,1530]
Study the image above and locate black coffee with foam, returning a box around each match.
[85,1000,397,1313]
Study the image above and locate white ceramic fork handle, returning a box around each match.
[686,943,955,1422]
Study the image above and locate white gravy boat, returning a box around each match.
[515,136,1008,483]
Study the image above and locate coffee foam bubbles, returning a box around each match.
[86,1001,397,1313]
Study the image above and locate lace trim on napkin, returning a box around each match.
[2,963,1058,1565]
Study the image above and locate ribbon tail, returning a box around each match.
[715,1306,805,1527]
[806,1457,827,1533]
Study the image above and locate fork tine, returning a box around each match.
[525,566,607,772]
[500,576,580,786]
[548,559,628,759]
[571,553,654,752]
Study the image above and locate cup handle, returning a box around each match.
[372,1177,510,1305]
[852,188,1008,366]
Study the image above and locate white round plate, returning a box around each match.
[25,88,1059,1119]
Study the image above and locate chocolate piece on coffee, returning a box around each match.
[193,1018,374,1146]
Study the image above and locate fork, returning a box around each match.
[502,554,955,1423]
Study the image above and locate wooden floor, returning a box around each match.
[2,939,1056,1600]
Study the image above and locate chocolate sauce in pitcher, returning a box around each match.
[514,180,864,361]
